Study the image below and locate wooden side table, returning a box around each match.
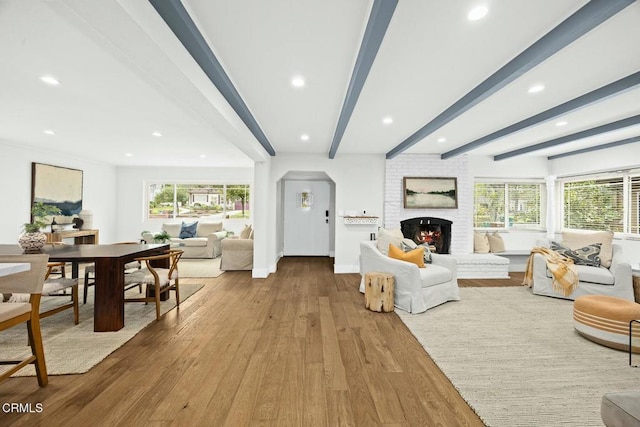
[364,272,394,312]
[632,264,640,303]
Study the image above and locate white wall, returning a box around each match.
[0,141,117,244]
[115,165,253,242]
[469,155,549,178]
[260,153,385,274]
[549,143,640,177]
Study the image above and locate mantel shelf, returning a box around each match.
[343,216,378,225]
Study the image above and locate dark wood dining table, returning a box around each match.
[0,243,169,332]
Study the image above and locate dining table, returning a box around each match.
[0,243,169,332]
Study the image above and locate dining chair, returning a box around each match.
[0,254,50,386]
[83,242,142,304]
[124,249,183,320]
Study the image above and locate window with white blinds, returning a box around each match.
[563,177,624,232]
[474,182,543,229]
[629,176,640,234]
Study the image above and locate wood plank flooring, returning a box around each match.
[0,257,524,426]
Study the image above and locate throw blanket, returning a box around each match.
[523,247,578,297]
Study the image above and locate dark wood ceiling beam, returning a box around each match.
[494,114,640,160]
[149,0,276,156]
[386,0,635,160]
[547,135,640,160]
[328,0,398,159]
[442,71,640,159]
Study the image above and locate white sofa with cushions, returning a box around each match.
[530,230,634,301]
[143,222,227,259]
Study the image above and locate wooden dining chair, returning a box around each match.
[0,254,50,386]
[124,249,183,320]
[83,242,142,304]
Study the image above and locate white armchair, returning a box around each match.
[359,241,460,313]
[530,239,633,301]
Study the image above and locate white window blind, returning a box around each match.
[507,184,541,228]
[474,183,505,228]
[474,182,544,229]
[629,176,640,234]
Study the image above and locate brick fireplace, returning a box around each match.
[400,217,453,254]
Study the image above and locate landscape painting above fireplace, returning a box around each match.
[403,177,457,209]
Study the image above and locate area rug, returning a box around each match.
[0,283,203,377]
[179,257,224,278]
[396,287,640,427]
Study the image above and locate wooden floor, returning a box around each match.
[0,258,524,426]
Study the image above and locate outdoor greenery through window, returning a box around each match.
[563,177,624,232]
[147,183,250,220]
[474,182,543,229]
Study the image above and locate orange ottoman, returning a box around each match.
[574,295,640,353]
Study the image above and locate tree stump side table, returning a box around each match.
[364,272,394,312]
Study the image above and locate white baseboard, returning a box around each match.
[252,268,270,278]
[333,264,360,274]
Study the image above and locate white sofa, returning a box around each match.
[531,238,634,301]
[359,241,460,314]
[143,222,227,259]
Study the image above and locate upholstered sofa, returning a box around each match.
[220,224,253,270]
[359,240,460,313]
[143,222,227,259]
[530,231,634,301]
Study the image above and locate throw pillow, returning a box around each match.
[401,238,432,264]
[487,232,506,253]
[376,227,404,255]
[179,221,198,239]
[388,244,425,268]
[562,230,613,268]
[240,225,252,239]
[474,231,490,253]
[551,241,602,267]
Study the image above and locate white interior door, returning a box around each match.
[283,180,330,256]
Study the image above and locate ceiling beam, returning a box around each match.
[494,114,640,160]
[547,135,640,160]
[149,0,276,156]
[386,0,635,160]
[442,71,640,159]
[328,0,398,159]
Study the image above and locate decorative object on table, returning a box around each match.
[403,176,458,209]
[31,163,83,222]
[78,209,93,230]
[72,217,84,229]
[19,202,61,253]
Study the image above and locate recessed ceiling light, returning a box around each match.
[43,130,56,135]
[468,5,488,21]
[300,134,310,141]
[528,84,545,94]
[437,137,447,143]
[382,116,393,125]
[152,131,162,137]
[125,153,133,157]
[40,75,60,86]
[199,154,207,158]
[291,76,305,87]
[555,121,568,127]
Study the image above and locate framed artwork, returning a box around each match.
[299,192,313,208]
[403,177,458,209]
[31,163,83,223]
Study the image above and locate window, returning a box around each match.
[147,183,250,220]
[474,182,544,229]
[562,176,630,233]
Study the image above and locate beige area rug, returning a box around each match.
[179,257,224,278]
[396,287,640,427]
[0,283,203,377]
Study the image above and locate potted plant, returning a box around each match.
[19,202,62,252]
[152,230,171,243]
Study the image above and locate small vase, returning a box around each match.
[18,232,47,253]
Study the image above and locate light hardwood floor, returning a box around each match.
[0,257,523,426]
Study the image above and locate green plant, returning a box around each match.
[153,230,171,243]
[24,202,61,233]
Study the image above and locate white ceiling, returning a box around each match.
[1,0,639,167]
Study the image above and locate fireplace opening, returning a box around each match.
[400,217,452,254]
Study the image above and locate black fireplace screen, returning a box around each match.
[400,217,452,254]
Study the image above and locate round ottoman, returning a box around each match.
[573,295,640,353]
